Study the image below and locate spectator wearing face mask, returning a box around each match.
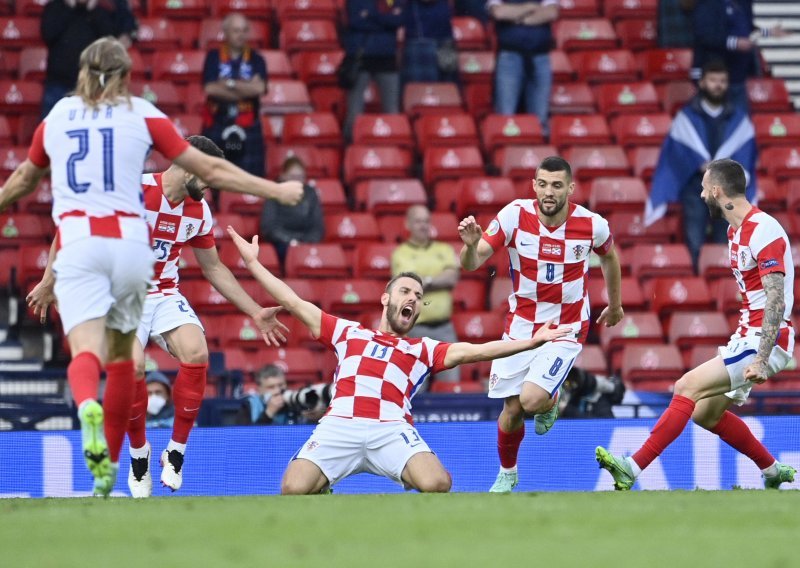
[145,371,175,429]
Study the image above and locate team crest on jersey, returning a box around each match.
[541,243,562,257]
[740,250,749,266]
[486,220,500,236]
[489,373,499,390]
[185,223,195,239]
[157,220,177,234]
[572,244,585,259]
[305,440,319,452]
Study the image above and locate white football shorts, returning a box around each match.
[53,238,153,335]
[136,293,205,352]
[292,416,433,487]
[721,334,794,405]
[488,338,582,399]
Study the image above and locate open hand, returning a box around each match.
[532,320,573,347]
[26,279,56,324]
[458,216,483,247]
[275,181,303,206]
[226,225,260,264]
[252,306,290,347]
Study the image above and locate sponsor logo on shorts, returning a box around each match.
[759,258,779,270]
[486,220,500,236]
[305,440,319,452]
[489,373,499,390]
[157,220,177,234]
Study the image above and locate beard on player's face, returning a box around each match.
[185,176,206,201]
[537,193,567,217]
[385,298,419,335]
[704,194,723,218]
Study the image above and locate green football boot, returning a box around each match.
[534,387,563,435]
[78,400,112,495]
[595,446,635,491]
[489,470,519,493]
[764,463,796,490]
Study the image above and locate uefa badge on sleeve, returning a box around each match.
[486,220,500,237]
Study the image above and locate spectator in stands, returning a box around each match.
[202,13,267,178]
[488,0,559,136]
[391,205,460,385]
[455,0,489,23]
[646,60,757,272]
[260,157,324,268]
[40,0,137,118]
[658,0,694,48]
[691,0,788,110]
[402,0,459,85]
[145,372,175,429]
[342,0,405,141]
[236,365,301,425]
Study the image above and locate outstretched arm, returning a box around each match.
[226,226,322,338]
[458,216,495,271]
[442,321,571,368]
[0,160,47,212]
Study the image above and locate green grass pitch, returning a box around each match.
[1,491,797,567]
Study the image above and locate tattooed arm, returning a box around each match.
[743,272,786,384]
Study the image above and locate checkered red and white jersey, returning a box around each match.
[318,312,451,423]
[728,207,795,349]
[28,96,188,248]
[483,200,613,342]
[143,173,215,296]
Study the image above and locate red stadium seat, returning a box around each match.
[274,0,339,21]
[0,116,12,146]
[182,279,264,314]
[322,279,385,315]
[130,81,183,114]
[14,0,47,17]
[285,243,349,278]
[216,192,263,216]
[151,50,205,84]
[344,145,413,185]
[687,344,721,370]
[0,17,40,48]
[709,277,743,316]
[217,241,281,278]
[403,83,464,117]
[550,50,575,82]
[761,147,800,181]
[480,114,545,157]
[570,50,638,83]
[266,145,333,179]
[357,179,426,215]
[452,311,505,343]
[311,178,348,213]
[588,176,647,214]
[558,0,600,19]
[550,115,612,149]
[657,80,696,116]
[596,81,660,116]
[452,280,487,311]
[630,244,694,281]
[0,50,19,80]
[552,19,617,52]
[256,346,324,383]
[280,20,339,53]
[615,19,657,51]
[17,244,50,288]
[429,381,486,394]
[607,211,678,246]
[212,0,272,20]
[495,144,558,179]
[599,311,663,371]
[415,114,479,152]
[198,18,270,50]
[575,344,609,375]
[423,146,484,185]
[452,16,488,50]
[170,114,203,138]
[564,145,630,181]
[649,277,714,317]
[463,83,493,118]
[17,46,46,81]
[355,242,395,279]
[457,51,495,84]
[352,114,414,148]
[294,50,344,86]
[260,50,294,80]
[611,113,671,148]
[627,145,660,181]
[697,243,731,282]
[0,146,27,177]
[746,78,792,112]
[488,276,511,312]
[376,216,405,244]
[753,113,800,148]
[261,80,313,115]
[149,0,210,19]
[785,179,800,212]
[135,17,180,51]
[456,177,516,217]
[0,213,48,247]
[211,213,259,242]
[324,212,381,247]
[587,276,646,314]
[620,344,683,389]
[668,312,731,350]
[281,112,342,147]
[638,48,692,82]
[754,176,785,212]
[0,80,41,113]
[550,82,597,115]
[604,0,656,20]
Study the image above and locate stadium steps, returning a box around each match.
[754,0,800,108]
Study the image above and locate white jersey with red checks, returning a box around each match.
[483,200,613,342]
[143,173,215,297]
[318,312,451,424]
[728,207,794,350]
[28,95,188,248]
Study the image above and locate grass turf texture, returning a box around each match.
[1,491,797,567]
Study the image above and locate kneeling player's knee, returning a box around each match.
[280,478,311,495]
[418,471,452,493]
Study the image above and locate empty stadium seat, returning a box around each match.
[135,17,180,51]
[457,51,495,86]
[570,50,638,83]
[620,344,683,389]
[615,18,657,51]
[761,147,800,181]
[16,244,50,288]
[358,179,426,215]
[0,80,41,113]
[754,177,785,212]
[452,16,488,50]
[255,346,324,383]
[280,20,339,53]
[0,212,48,247]
[17,46,46,81]
[630,244,693,281]
[403,83,464,116]
[324,212,381,247]
[553,19,617,52]
[149,0,210,19]
[657,80,696,115]
[151,50,205,84]
[596,81,660,116]
[212,0,271,20]
[697,243,731,282]
[274,0,339,21]
[211,213,259,242]
[627,145,660,181]
[495,144,558,179]
[456,177,516,217]
[198,18,270,50]
[558,0,600,19]
[550,83,597,120]
[753,113,800,148]
[259,49,294,80]
[169,114,203,138]
[588,176,648,213]
[130,81,183,114]
[294,50,344,86]
[463,83,493,118]
[564,145,630,181]
[611,113,671,148]
[0,116,13,146]
[429,381,486,394]
[480,114,545,157]
[285,243,349,278]
[281,112,342,147]
[423,146,484,185]
[0,17,40,48]
[322,279,385,315]
[344,145,413,185]
[452,280,487,311]
[604,0,657,20]
[355,242,395,279]
[550,50,576,82]
[668,312,731,350]
[607,211,678,246]
[587,276,647,313]
[638,48,692,82]
[575,344,608,375]
[182,279,263,314]
[217,241,280,278]
[599,311,663,371]
[266,145,332,179]
[261,80,313,115]
[415,114,479,152]
[649,276,714,317]
[550,114,612,149]
[352,114,414,148]
[746,78,792,112]
[311,178,348,213]
[452,311,505,343]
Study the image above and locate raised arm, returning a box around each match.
[458,216,495,271]
[442,321,571,368]
[226,226,322,338]
[744,272,786,383]
[595,245,624,327]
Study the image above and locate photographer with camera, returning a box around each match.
[237,364,331,425]
[560,367,625,419]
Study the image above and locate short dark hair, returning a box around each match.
[536,156,572,181]
[257,364,285,382]
[706,158,746,197]
[186,135,224,159]
[385,271,423,293]
[281,155,306,174]
[701,59,729,78]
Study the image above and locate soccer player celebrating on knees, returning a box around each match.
[596,159,797,491]
[226,226,571,494]
[10,37,301,496]
[458,156,624,493]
